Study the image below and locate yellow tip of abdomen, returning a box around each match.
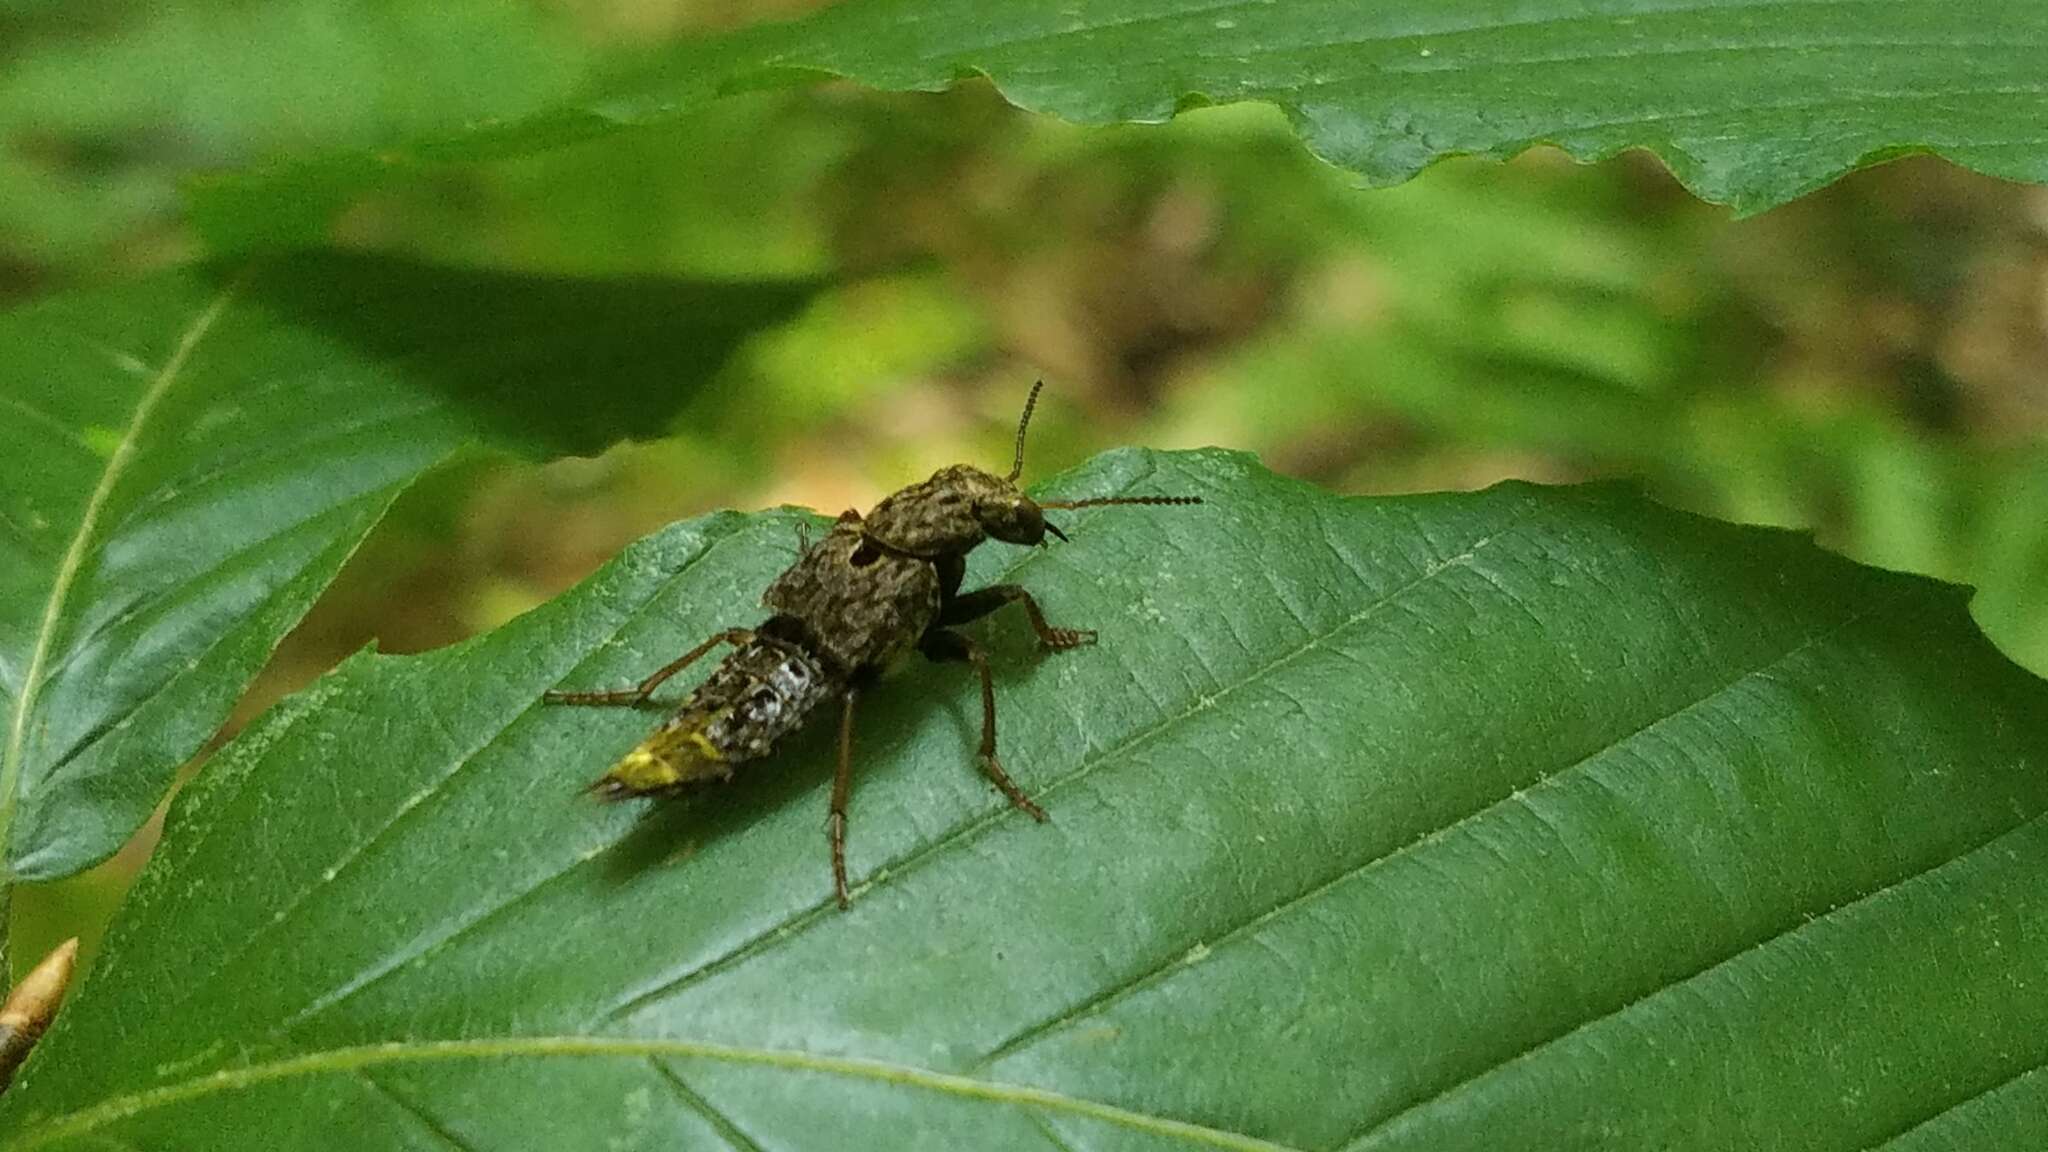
[590,722,733,798]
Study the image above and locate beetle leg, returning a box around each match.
[938,584,1095,650]
[830,687,860,909]
[919,628,1048,822]
[542,628,753,706]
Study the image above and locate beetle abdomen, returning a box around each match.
[592,634,837,797]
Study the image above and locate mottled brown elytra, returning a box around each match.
[543,382,1200,907]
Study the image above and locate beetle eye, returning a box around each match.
[1015,501,1045,538]
[976,498,1045,545]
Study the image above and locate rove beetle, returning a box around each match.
[544,383,1199,906]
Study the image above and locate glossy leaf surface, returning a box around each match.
[3,448,2043,1149]
[199,0,2048,240]
[0,255,808,880]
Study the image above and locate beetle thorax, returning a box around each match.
[863,464,1026,557]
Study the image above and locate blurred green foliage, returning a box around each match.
[3,0,2045,975]
[330,88,2048,665]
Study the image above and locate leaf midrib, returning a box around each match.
[0,280,242,877]
[9,1034,1304,1152]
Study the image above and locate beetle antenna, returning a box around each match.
[1007,380,1044,482]
[1039,495,1203,510]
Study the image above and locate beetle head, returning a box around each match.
[860,381,1200,560]
[972,380,1203,544]
[972,476,1063,546]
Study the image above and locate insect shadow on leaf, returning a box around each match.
[544,382,1201,907]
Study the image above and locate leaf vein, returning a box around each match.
[1334,797,2045,1151]
[0,506,59,566]
[103,396,449,544]
[647,1057,768,1152]
[357,1073,482,1152]
[31,485,408,783]
[1858,1050,2048,1151]
[9,1035,1306,1152]
[937,0,1951,68]
[261,519,771,1035]
[583,464,1190,1020]
[146,517,757,1037]
[0,274,243,873]
[972,589,1895,1072]
[0,393,102,461]
[599,500,1534,1025]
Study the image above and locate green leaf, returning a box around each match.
[0,0,590,266]
[195,0,2048,244]
[4,448,2043,1149]
[0,253,810,882]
